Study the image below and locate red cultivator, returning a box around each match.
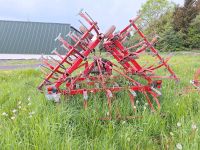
[38,10,178,119]
[190,69,200,90]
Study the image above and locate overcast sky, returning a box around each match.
[0,0,184,32]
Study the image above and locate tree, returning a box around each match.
[187,14,200,48]
[172,0,200,33]
[139,0,174,24]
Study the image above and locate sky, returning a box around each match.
[0,0,184,32]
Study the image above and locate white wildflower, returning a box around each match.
[176,143,182,150]
[133,106,137,109]
[18,101,22,105]
[12,109,17,113]
[106,112,110,116]
[143,106,147,110]
[136,100,139,104]
[177,122,181,127]
[2,112,8,116]
[145,103,148,106]
[122,121,126,125]
[170,132,174,136]
[192,123,197,130]
[29,111,35,115]
[11,116,15,120]
[28,103,31,106]
[18,106,22,109]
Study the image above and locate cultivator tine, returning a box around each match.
[143,91,155,112]
[83,89,88,109]
[106,89,113,117]
[129,89,137,111]
[48,56,67,70]
[55,33,62,42]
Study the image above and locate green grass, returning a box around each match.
[0,54,200,149]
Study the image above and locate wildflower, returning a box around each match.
[11,116,15,120]
[143,106,147,110]
[18,106,22,109]
[176,143,182,150]
[177,122,181,127]
[192,123,197,130]
[106,112,110,116]
[12,109,17,113]
[122,121,126,125]
[136,100,139,104]
[145,103,148,106]
[28,103,31,106]
[133,106,136,109]
[28,97,31,101]
[29,111,35,115]
[127,137,130,142]
[18,101,22,105]
[170,132,174,136]
[2,112,8,116]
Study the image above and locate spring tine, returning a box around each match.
[51,48,64,59]
[83,89,88,109]
[55,33,62,41]
[85,11,95,23]
[78,20,88,31]
[48,56,67,70]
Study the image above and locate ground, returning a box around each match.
[0,53,200,149]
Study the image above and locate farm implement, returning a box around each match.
[38,10,178,119]
[190,68,200,90]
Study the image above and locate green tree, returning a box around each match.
[172,0,200,33]
[187,14,200,48]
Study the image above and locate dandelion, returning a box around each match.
[28,103,31,106]
[176,143,182,150]
[177,122,181,127]
[12,109,17,113]
[11,116,15,120]
[2,112,8,116]
[192,123,197,130]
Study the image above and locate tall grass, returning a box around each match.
[0,54,200,149]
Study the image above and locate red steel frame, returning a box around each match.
[38,11,178,119]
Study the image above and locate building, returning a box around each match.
[0,20,81,58]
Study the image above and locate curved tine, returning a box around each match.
[148,91,161,110]
[55,33,62,41]
[143,91,155,112]
[129,89,137,112]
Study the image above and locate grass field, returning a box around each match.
[0,53,200,149]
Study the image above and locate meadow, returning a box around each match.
[0,53,200,150]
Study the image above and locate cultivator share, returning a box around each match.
[38,10,178,119]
